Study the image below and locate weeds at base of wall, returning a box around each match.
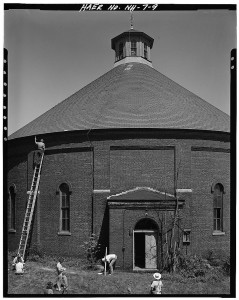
[173,252,230,282]
[8,248,230,281]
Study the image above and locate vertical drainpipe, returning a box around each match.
[174,146,176,196]
[122,209,126,270]
[91,145,94,234]
[86,130,94,235]
[27,152,29,192]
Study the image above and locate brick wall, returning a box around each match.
[38,149,93,256]
[7,132,230,263]
[110,147,175,194]
[191,148,230,256]
[7,153,28,252]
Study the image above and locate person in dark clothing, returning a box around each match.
[44,282,54,294]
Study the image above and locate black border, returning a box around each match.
[4,4,236,298]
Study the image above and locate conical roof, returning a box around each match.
[9,62,230,140]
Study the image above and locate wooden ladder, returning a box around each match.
[17,151,44,259]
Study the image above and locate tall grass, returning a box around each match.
[7,253,230,295]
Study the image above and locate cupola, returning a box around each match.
[111,27,154,67]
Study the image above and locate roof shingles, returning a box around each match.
[9,63,230,139]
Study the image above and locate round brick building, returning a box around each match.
[7,27,230,271]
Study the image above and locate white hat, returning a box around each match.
[153,273,161,280]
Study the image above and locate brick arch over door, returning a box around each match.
[134,218,159,270]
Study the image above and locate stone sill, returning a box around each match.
[212,231,225,236]
[58,231,71,236]
[8,229,16,233]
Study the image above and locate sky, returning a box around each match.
[4,6,236,135]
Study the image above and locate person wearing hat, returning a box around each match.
[150,273,163,294]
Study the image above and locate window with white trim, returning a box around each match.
[59,183,70,232]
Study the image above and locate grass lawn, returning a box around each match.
[7,258,231,296]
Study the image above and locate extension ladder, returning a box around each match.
[17,151,44,259]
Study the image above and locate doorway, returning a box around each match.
[133,218,158,270]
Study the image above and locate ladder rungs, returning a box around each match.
[18,153,44,259]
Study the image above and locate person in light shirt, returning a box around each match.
[34,136,45,166]
[150,273,163,294]
[35,136,45,151]
[12,254,24,271]
[56,258,68,292]
[102,254,117,275]
[15,256,25,275]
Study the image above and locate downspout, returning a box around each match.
[122,209,126,269]
[91,147,94,234]
[86,130,94,234]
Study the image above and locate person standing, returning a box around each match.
[34,136,45,167]
[56,258,68,292]
[150,273,163,294]
[35,136,45,151]
[102,254,117,275]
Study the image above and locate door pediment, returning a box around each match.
[107,187,185,209]
[107,187,175,201]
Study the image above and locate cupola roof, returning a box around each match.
[111,29,154,50]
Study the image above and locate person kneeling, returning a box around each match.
[12,254,24,271]
[15,256,25,275]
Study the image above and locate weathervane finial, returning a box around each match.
[130,12,134,30]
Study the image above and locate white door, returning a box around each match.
[145,232,157,269]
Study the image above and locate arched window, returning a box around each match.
[8,186,16,231]
[144,43,148,59]
[131,40,137,56]
[119,43,123,60]
[59,183,70,232]
[213,183,223,232]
